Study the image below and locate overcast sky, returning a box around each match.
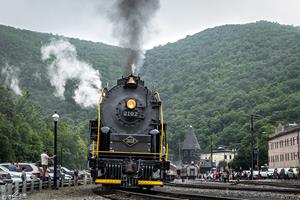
[0,0,300,49]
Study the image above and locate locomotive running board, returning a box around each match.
[138,180,163,186]
[95,179,121,184]
[95,179,163,186]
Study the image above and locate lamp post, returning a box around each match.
[52,111,59,189]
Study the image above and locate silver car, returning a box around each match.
[0,170,13,184]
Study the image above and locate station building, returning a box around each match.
[200,147,236,169]
[268,123,300,168]
[181,125,201,164]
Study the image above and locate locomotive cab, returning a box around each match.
[88,75,169,188]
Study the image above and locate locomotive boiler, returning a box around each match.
[88,75,169,188]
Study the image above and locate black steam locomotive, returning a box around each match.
[88,75,169,188]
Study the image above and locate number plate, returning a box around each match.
[123,110,138,117]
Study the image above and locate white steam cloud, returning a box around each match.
[41,39,102,107]
[1,63,22,95]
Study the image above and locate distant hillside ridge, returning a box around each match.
[141,21,300,162]
[0,24,126,122]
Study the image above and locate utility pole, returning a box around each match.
[257,138,259,171]
[210,135,213,170]
[250,114,254,180]
[60,147,63,166]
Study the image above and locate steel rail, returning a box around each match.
[165,182,300,194]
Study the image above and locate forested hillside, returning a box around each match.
[141,21,300,167]
[0,24,125,167]
[0,86,87,168]
[0,24,126,122]
[1,21,300,168]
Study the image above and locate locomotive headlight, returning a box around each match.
[126,99,137,109]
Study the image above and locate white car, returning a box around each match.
[0,163,40,181]
[267,168,274,178]
[287,168,298,179]
[48,167,73,180]
[18,163,41,180]
[260,171,267,178]
[0,165,23,183]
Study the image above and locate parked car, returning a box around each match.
[267,168,274,178]
[0,170,13,184]
[80,170,91,179]
[48,167,73,180]
[18,163,41,179]
[253,170,259,179]
[1,163,41,180]
[292,168,299,178]
[0,164,31,182]
[61,167,74,178]
[286,168,299,179]
[260,166,268,179]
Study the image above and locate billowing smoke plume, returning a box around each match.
[1,63,22,95]
[41,39,102,107]
[107,0,160,75]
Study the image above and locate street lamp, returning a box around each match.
[52,111,59,189]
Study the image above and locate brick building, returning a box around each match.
[268,123,300,168]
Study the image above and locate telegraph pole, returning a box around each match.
[250,114,254,180]
[210,135,213,170]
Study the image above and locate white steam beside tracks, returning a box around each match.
[41,39,102,107]
[1,62,22,95]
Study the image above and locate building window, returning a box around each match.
[293,137,295,145]
[285,154,287,161]
[183,150,188,156]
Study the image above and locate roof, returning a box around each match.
[182,125,201,150]
[202,149,236,155]
[269,124,300,140]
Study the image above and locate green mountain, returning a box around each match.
[1,21,300,168]
[141,21,300,166]
[0,24,126,123]
[0,24,126,167]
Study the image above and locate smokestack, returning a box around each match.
[107,0,160,75]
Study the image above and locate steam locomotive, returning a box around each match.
[88,75,170,189]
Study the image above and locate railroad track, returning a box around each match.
[93,187,248,200]
[165,182,300,194]
[239,180,300,188]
